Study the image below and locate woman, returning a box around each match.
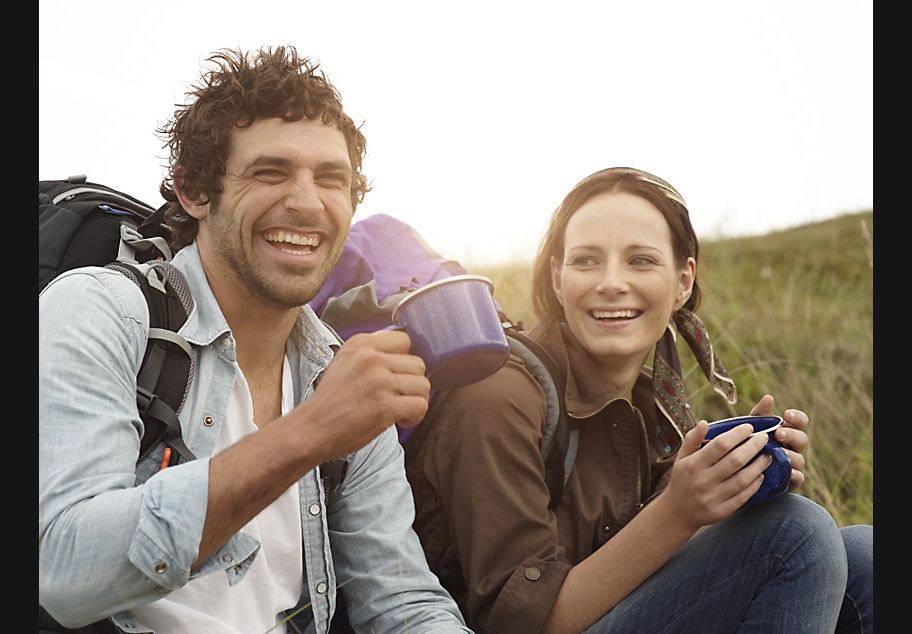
[403,167,872,633]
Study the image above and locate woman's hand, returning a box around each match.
[663,420,771,530]
[749,394,808,492]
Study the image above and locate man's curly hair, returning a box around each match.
[157,46,371,250]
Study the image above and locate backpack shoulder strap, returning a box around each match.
[106,261,196,467]
[421,322,577,511]
[427,323,577,602]
[503,326,577,510]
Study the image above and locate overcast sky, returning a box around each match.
[39,0,872,266]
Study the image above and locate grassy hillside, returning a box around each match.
[471,211,874,527]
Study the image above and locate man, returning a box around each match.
[39,46,472,634]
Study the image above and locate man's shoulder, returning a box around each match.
[41,265,147,314]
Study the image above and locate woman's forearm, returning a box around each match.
[542,494,698,634]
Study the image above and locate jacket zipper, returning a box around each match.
[570,396,646,515]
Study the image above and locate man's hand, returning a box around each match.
[297,329,431,461]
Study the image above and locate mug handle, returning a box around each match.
[763,443,792,497]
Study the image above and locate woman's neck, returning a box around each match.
[563,331,649,403]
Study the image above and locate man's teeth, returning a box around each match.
[264,231,320,252]
[593,309,639,319]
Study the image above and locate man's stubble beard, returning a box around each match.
[206,197,347,311]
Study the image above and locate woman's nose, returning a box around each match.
[595,263,629,294]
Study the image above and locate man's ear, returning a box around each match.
[173,171,209,220]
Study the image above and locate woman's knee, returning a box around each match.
[841,524,873,571]
[741,494,848,566]
[834,525,873,633]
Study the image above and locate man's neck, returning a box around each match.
[231,309,297,429]
[210,282,300,428]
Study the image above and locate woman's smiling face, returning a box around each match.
[551,190,695,373]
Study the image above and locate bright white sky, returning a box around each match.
[39,0,872,266]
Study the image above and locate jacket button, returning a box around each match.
[524,566,541,581]
[309,503,321,516]
[316,582,328,594]
[204,416,214,427]
[154,561,167,574]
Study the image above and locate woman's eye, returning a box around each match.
[568,256,597,268]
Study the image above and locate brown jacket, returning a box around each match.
[404,319,687,634]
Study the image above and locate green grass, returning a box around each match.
[470,211,874,527]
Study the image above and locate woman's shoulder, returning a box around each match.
[409,354,550,454]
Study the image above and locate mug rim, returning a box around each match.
[392,275,496,321]
[703,415,784,442]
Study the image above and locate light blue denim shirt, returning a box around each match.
[39,242,470,634]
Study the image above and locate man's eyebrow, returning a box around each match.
[240,156,353,173]
[241,155,293,172]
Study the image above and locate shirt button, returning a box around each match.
[221,554,234,564]
[154,561,167,574]
[204,416,214,427]
[316,582,328,594]
[221,337,231,350]
[309,503,321,516]
[524,566,541,581]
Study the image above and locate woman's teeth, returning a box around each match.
[592,309,639,320]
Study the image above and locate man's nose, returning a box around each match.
[286,176,325,214]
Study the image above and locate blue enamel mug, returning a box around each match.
[703,415,792,505]
[390,275,510,391]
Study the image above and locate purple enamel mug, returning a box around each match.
[703,415,792,505]
[390,275,510,391]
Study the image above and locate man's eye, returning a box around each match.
[318,173,351,186]
[255,169,285,182]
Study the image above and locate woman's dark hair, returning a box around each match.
[531,167,701,324]
[157,46,370,250]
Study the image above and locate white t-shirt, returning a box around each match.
[132,358,304,633]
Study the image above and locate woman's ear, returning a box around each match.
[173,170,209,221]
[674,257,696,311]
[551,256,564,307]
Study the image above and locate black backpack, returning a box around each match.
[39,175,175,292]
[39,175,197,469]
[39,176,197,634]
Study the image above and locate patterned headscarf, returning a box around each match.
[603,168,738,454]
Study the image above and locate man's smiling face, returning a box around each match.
[192,116,356,310]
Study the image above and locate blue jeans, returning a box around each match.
[583,494,871,633]
[836,524,873,634]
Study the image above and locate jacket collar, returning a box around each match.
[530,318,662,431]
